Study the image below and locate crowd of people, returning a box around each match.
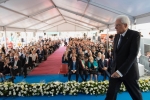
[62,38,113,82]
[0,38,61,82]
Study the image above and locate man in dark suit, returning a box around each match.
[20,50,26,69]
[98,54,108,81]
[37,47,44,63]
[23,53,32,78]
[105,15,142,100]
[79,55,89,81]
[9,53,14,63]
[68,56,79,82]
[11,55,22,77]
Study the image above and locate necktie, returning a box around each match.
[73,62,76,70]
[102,60,104,67]
[117,35,123,49]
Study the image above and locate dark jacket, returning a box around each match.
[11,60,22,69]
[112,29,140,80]
[68,60,79,72]
[98,59,108,69]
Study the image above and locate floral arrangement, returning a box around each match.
[0,78,150,97]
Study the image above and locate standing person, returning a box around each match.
[23,53,32,78]
[105,15,142,100]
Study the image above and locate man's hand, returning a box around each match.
[85,66,88,70]
[14,66,18,69]
[71,70,76,73]
[102,67,107,71]
[111,72,120,78]
[73,70,76,73]
[9,66,12,69]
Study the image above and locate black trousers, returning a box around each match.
[23,64,29,76]
[105,77,142,100]
[68,71,79,82]
[12,69,19,76]
[79,69,88,81]
[101,71,108,81]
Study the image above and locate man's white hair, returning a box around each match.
[116,15,130,27]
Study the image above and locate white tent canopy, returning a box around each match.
[0,0,150,32]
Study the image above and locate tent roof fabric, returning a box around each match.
[0,0,150,32]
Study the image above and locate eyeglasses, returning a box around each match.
[115,23,126,27]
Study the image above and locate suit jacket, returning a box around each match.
[62,55,68,63]
[106,52,112,59]
[37,50,44,57]
[11,60,22,69]
[112,29,140,80]
[9,57,14,63]
[68,61,79,72]
[79,59,87,70]
[98,59,110,77]
[0,61,4,72]
[20,54,28,67]
[3,62,12,73]
[98,59,108,69]
[24,56,32,66]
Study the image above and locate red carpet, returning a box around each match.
[29,46,66,75]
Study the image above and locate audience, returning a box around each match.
[61,38,113,82]
[0,37,114,82]
[0,38,61,82]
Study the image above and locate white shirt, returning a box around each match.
[117,30,127,48]
[26,57,29,64]
[31,53,38,61]
[14,61,17,66]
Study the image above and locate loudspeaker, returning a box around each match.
[98,36,101,41]
[93,36,95,40]
[21,38,24,42]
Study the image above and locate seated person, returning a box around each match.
[37,47,44,63]
[23,53,32,78]
[96,52,102,62]
[62,51,68,64]
[108,54,113,74]
[30,50,38,68]
[88,56,98,81]
[0,57,4,82]
[68,56,79,82]
[79,56,89,81]
[11,55,22,77]
[0,57,13,82]
[98,54,109,81]
[0,58,4,74]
